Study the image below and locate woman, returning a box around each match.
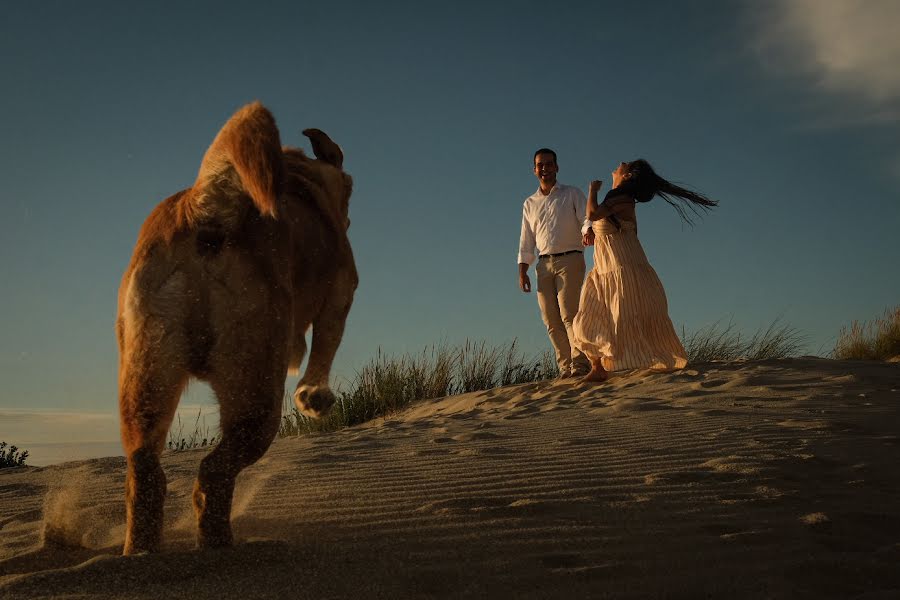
[573,159,717,382]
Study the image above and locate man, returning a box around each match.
[518,148,593,378]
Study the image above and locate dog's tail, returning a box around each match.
[190,102,283,223]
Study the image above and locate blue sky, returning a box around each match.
[2,1,898,464]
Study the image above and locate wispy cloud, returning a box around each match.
[0,409,119,445]
[0,404,218,450]
[751,0,900,122]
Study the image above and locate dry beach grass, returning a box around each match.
[832,305,900,362]
[1,356,899,599]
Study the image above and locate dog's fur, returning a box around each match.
[116,102,357,554]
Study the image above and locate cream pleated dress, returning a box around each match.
[573,212,688,372]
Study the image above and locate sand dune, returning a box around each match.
[1,358,898,599]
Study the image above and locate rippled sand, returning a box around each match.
[1,358,898,599]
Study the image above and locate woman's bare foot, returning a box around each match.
[581,362,608,383]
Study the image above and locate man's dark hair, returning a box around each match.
[533,148,557,166]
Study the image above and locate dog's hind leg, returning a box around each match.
[119,331,188,555]
[193,365,283,548]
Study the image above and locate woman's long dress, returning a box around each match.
[573,216,687,372]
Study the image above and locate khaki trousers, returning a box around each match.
[535,252,589,376]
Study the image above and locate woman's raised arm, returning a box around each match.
[586,181,635,221]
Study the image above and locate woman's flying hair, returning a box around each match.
[625,159,718,225]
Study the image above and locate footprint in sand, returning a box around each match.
[614,381,641,390]
[447,411,480,421]
[776,419,829,430]
[450,431,503,442]
[503,404,541,420]
[644,471,701,485]
[799,512,830,527]
[755,485,786,500]
[506,498,554,514]
[700,456,761,476]
[698,378,729,389]
[670,386,717,398]
[691,409,731,417]
[306,452,343,464]
[503,498,600,521]
[479,389,501,400]
[512,382,543,394]
[644,457,757,486]
[552,437,598,447]
[669,369,701,380]
[429,437,455,444]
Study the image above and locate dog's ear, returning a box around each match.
[302,128,343,169]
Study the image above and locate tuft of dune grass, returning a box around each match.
[0,441,29,468]
[279,339,557,437]
[166,409,219,452]
[832,306,900,361]
[681,317,806,364]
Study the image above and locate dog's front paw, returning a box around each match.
[293,384,336,418]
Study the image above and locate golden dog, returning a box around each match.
[116,102,357,554]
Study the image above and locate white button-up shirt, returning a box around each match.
[517,183,591,265]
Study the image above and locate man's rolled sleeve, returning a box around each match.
[518,208,536,265]
[581,219,592,236]
[573,187,592,234]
